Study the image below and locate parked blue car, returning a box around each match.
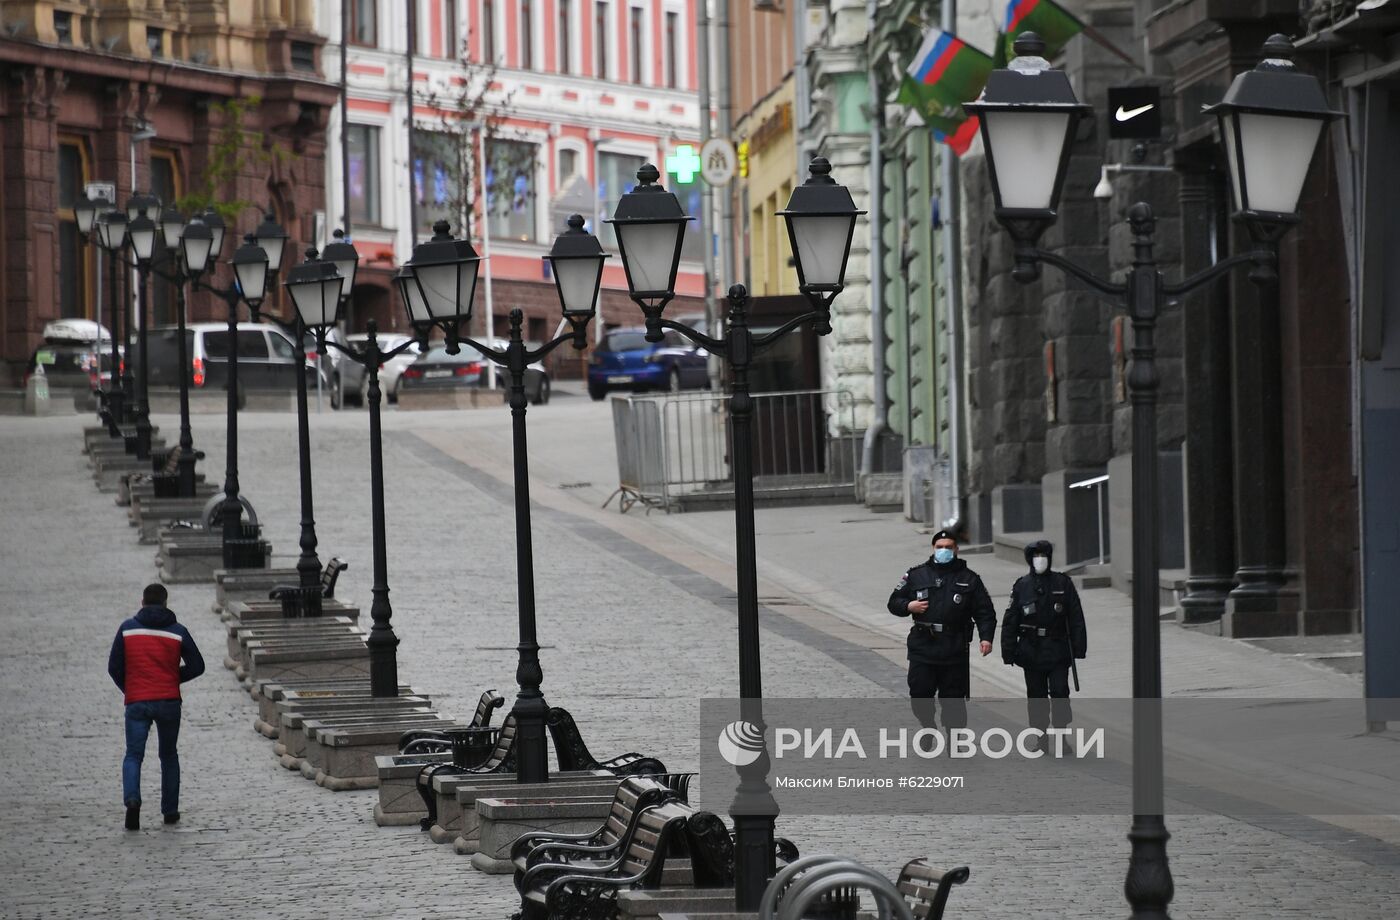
[587,327,710,400]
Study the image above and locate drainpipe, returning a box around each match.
[940,0,963,532]
[860,0,888,480]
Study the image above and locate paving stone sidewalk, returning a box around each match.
[0,409,1396,919]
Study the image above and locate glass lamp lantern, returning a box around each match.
[1203,35,1342,233]
[321,229,361,303]
[395,266,430,327]
[254,213,290,273]
[126,191,161,223]
[777,157,864,295]
[284,249,345,330]
[200,208,227,261]
[97,210,128,252]
[160,208,186,252]
[231,234,271,304]
[962,32,1092,236]
[128,214,158,263]
[180,219,214,277]
[605,164,692,305]
[544,214,609,322]
[403,220,481,325]
[75,194,105,235]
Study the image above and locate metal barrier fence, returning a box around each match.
[606,389,858,513]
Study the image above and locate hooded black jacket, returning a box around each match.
[1000,542,1087,670]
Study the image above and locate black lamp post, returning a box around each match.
[144,206,199,496]
[188,227,273,567]
[75,194,112,429]
[127,201,160,460]
[304,222,479,697]
[399,214,606,783]
[609,161,861,909]
[96,209,128,437]
[965,33,1339,920]
[263,235,360,616]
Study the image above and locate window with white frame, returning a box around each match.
[482,0,497,62]
[520,0,535,70]
[486,139,539,241]
[665,8,680,89]
[627,5,644,84]
[594,1,611,79]
[558,0,572,74]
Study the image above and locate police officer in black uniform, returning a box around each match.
[1001,539,1087,747]
[888,530,997,731]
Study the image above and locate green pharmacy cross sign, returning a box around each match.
[666,145,702,184]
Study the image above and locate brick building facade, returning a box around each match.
[0,1,338,385]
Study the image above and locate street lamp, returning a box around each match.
[965,32,1338,920]
[405,214,603,783]
[321,228,361,303]
[199,208,227,262]
[96,210,129,435]
[189,229,271,568]
[609,161,861,909]
[305,221,480,698]
[75,193,102,236]
[255,211,290,274]
[127,205,159,460]
[127,191,161,223]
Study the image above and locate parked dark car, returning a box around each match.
[397,343,487,394]
[586,328,709,400]
[144,322,315,406]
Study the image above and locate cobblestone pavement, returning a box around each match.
[1,402,1397,919]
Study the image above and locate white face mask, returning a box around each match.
[1032,556,1049,575]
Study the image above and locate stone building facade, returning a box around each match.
[0,0,338,385]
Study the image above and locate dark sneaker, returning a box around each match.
[163,812,180,825]
[125,805,140,831]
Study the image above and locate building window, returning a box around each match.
[665,11,678,88]
[558,0,571,74]
[595,2,609,78]
[346,124,382,226]
[54,11,73,45]
[57,139,91,319]
[350,0,377,47]
[147,27,164,58]
[414,131,461,234]
[443,0,458,57]
[628,6,642,84]
[520,0,534,69]
[482,0,496,61]
[291,41,317,71]
[485,140,538,241]
[598,151,645,250]
[558,147,579,185]
[149,151,182,325]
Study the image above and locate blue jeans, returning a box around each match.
[123,700,181,814]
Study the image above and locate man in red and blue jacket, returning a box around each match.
[108,583,205,830]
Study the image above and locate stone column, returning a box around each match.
[1176,164,1236,624]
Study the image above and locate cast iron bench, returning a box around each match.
[415,712,519,829]
[398,689,505,759]
[509,774,695,888]
[681,811,801,889]
[512,798,692,920]
[894,858,970,920]
[128,446,203,498]
[268,556,349,617]
[547,706,669,777]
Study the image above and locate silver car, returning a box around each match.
[334,333,422,407]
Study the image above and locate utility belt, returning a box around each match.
[914,620,964,635]
[1019,624,1066,639]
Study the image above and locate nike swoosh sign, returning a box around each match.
[1115,104,1155,122]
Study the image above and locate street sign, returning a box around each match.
[700,138,738,187]
[85,181,116,204]
[1107,86,1162,139]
